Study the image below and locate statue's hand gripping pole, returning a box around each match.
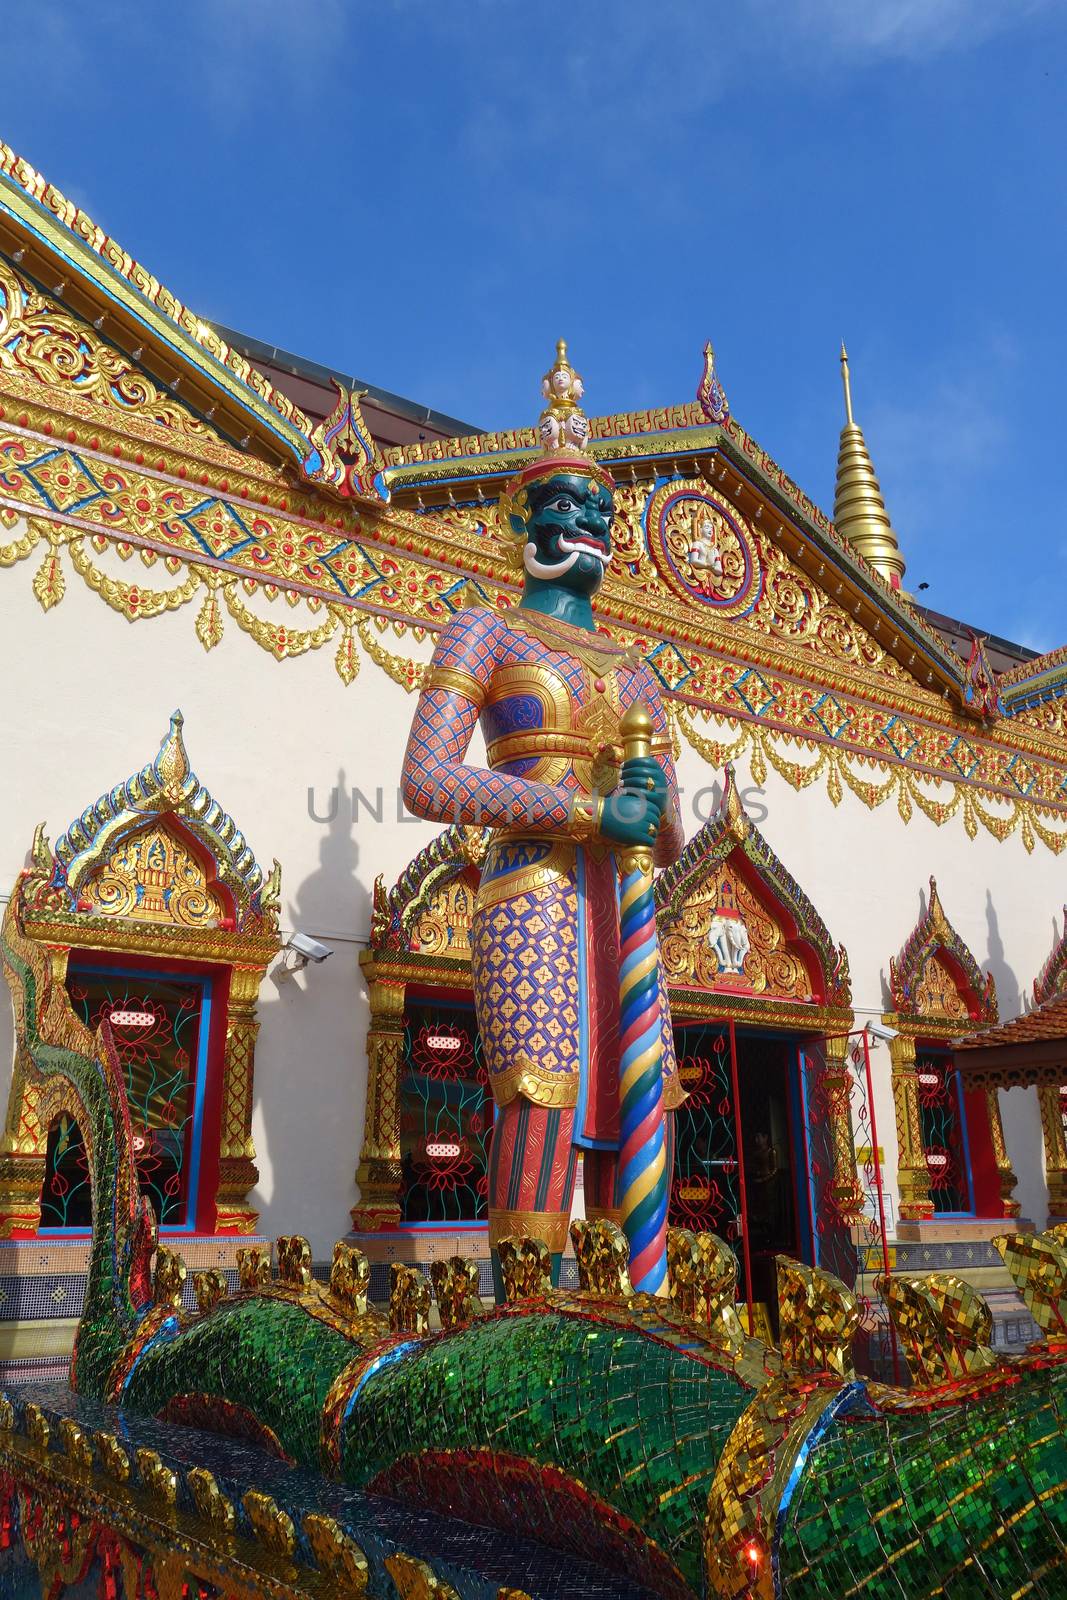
[616,703,669,1296]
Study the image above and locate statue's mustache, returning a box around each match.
[522,534,609,580]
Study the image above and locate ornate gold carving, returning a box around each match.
[0,712,277,1236]
[153,1245,187,1310]
[776,1257,859,1379]
[304,1513,369,1592]
[570,1218,633,1300]
[2,380,1066,856]
[136,1447,178,1507]
[385,1552,461,1600]
[914,953,970,1021]
[667,1228,746,1353]
[819,1035,865,1221]
[243,1490,296,1558]
[276,1234,313,1288]
[357,615,431,693]
[430,1255,483,1330]
[876,1271,997,1384]
[389,1262,432,1335]
[490,1207,570,1254]
[351,978,405,1232]
[0,257,206,436]
[473,839,576,917]
[887,1033,933,1222]
[496,1234,554,1302]
[569,792,605,844]
[411,873,479,957]
[236,1244,272,1292]
[187,1466,236,1532]
[80,820,223,928]
[328,1242,371,1318]
[659,862,812,1000]
[95,1430,130,1483]
[23,1403,49,1450]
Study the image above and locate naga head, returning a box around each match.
[500,340,615,596]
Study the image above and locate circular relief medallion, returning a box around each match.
[644,480,762,616]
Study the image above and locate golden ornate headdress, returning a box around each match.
[500,340,614,537]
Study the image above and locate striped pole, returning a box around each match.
[616,702,669,1296]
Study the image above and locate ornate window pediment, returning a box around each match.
[888,876,997,1029]
[23,709,279,941]
[1,711,281,1237]
[653,767,851,1010]
[79,817,227,930]
[1034,908,1067,1006]
[368,824,488,964]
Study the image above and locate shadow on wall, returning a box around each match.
[985,889,1048,1228]
[250,769,371,1252]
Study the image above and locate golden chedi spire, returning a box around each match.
[833,344,906,591]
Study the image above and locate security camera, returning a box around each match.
[283,931,333,968]
[864,1021,898,1044]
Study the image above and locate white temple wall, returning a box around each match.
[0,540,1056,1250]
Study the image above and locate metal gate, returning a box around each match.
[802,1032,898,1380]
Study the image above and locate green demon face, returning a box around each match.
[514,472,614,595]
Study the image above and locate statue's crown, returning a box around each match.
[502,340,613,516]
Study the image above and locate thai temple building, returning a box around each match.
[0,131,1066,1395]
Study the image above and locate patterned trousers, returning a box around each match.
[486,1098,676,1290]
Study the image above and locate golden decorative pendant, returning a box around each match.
[507,608,637,677]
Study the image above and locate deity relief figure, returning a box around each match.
[687,509,724,581]
[401,343,685,1290]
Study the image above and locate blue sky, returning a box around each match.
[8,1,1066,650]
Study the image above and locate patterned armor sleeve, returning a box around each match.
[401,608,576,833]
[635,664,685,867]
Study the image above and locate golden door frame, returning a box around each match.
[353,769,861,1234]
[884,875,1017,1226]
[0,712,280,1236]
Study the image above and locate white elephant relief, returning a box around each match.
[707,912,751,975]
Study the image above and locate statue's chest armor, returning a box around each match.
[479,618,632,793]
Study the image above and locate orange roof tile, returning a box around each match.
[955,993,1067,1049]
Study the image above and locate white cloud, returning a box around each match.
[752,0,1053,62]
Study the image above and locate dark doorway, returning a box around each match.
[736,1033,800,1318]
[670,1022,806,1318]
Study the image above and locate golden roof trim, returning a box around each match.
[0,142,313,469]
